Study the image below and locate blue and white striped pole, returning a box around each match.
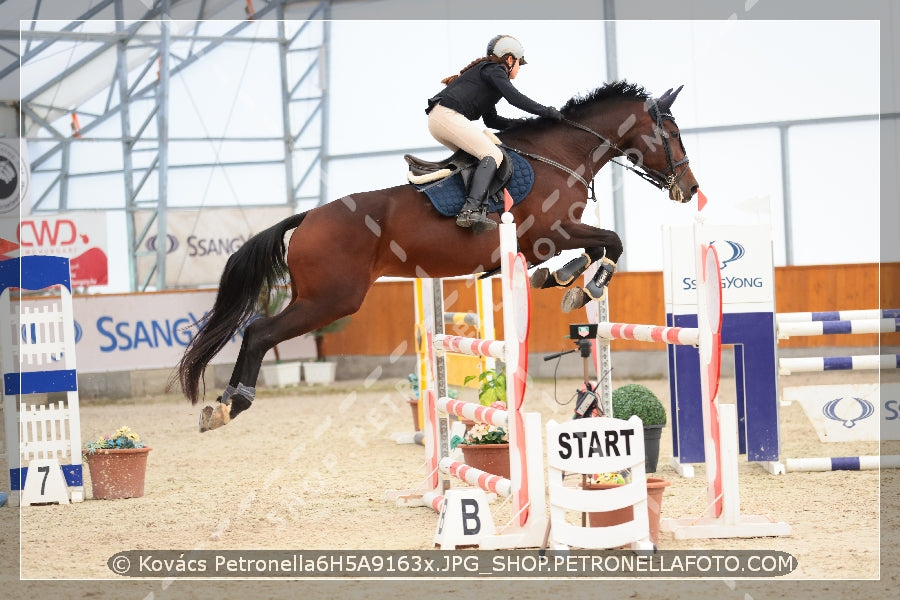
[777,318,900,339]
[776,308,900,323]
[778,354,900,375]
[785,455,900,472]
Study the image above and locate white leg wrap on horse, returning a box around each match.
[221,384,237,403]
[236,383,256,402]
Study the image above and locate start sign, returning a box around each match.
[546,415,647,476]
[556,428,636,459]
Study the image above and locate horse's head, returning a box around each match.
[623,85,698,203]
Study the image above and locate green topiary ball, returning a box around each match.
[611,383,667,426]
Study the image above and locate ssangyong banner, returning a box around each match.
[663,223,775,313]
[60,290,315,373]
[0,211,109,285]
[133,206,292,288]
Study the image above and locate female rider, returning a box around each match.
[426,35,563,232]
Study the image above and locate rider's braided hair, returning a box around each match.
[440,54,511,85]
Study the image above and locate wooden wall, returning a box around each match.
[321,263,900,358]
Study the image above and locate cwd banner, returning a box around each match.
[0,212,108,286]
[133,206,292,288]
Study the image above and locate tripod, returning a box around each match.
[543,331,610,419]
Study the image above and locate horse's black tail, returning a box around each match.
[173,212,308,404]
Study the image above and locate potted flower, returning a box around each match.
[302,316,352,385]
[450,401,510,478]
[612,384,667,472]
[257,285,302,387]
[82,426,151,500]
[582,469,671,546]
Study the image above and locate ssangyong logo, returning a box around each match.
[681,239,764,291]
[823,397,875,429]
[145,234,180,254]
[711,240,745,270]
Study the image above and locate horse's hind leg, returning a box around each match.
[199,286,365,432]
[198,327,268,432]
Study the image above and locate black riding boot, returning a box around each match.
[456,156,498,233]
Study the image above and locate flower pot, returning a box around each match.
[584,477,671,545]
[460,443,510,479]
[408,399,421,431]
[82,447,151,500]
[643,425,663,473]
[260,361,302,388]
[302,361,336,385]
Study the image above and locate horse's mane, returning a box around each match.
[560,80,651,114]
[502,79,651,131]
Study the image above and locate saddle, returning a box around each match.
[405,143,535,218]
[404,146,515,200]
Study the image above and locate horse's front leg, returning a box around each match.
[530,247,606,289]
[528,224,623,313]
[559,255,617,313]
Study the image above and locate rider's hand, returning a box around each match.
[544,107,564,121]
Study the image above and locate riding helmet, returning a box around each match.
[486,35,527,65]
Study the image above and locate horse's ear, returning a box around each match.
[658,85,684,112]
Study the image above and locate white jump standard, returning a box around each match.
[388,203,547,549]
[595,215,789,539]
[660,221,789,539]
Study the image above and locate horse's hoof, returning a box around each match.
[198,403,231,432]
[561,287,589,313]
[530,268,550,289]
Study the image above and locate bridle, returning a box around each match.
[501,96,691,202]
[562,98,691,201]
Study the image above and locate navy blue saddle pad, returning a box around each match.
[414,149,534,216]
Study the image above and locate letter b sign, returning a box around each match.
[433,489,496,548]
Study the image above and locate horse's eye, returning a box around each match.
[671,130,680,139]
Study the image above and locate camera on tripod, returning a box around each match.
[543,324,606,419]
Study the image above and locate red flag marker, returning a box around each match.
[697,188,708,211]
[0,236,19,257]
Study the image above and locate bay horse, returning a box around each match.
[173,80,699,431]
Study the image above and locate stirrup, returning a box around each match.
[457,208,497,233]
[456,209,475,228]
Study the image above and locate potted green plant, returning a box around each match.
[463,363,506,406]
[450,400,510,478]
[302,316,352,385]
[257,285,302,387]
[82,426,151,500]
[612,383,667,473]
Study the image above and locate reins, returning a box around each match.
[503,100,690,201]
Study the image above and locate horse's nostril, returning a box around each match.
[690,185,699,197]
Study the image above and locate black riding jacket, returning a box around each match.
[426,61,553,130]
